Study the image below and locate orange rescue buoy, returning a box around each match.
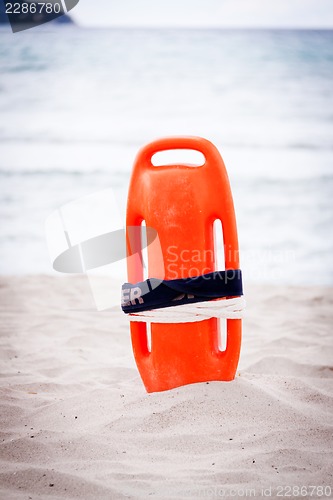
[126,136,242,393]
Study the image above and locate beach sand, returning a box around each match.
[0,275,332,499]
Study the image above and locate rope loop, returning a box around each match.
[126,296,246,323]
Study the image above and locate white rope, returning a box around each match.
[125,296,246,323]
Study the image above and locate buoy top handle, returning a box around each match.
[134,136,224,171]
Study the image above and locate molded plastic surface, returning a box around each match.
[126,136,241,393]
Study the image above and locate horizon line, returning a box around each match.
[70,23,333,31]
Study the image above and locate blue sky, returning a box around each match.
[71,0,333,28]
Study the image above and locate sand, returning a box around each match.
[0,275,332,499]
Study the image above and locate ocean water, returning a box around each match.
[0,27,332,284]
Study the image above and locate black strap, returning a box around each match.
[121,270,243,314]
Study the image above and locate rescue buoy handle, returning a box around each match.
[136,136,223,170]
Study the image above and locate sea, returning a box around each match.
[0,26,332,285]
